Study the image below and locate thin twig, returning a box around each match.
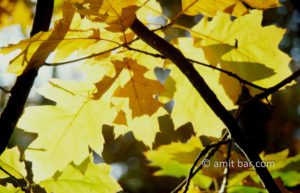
[172,137,230,193]
[0,166,28,191]
[126,46,266,91]
[219,140,232,193]
[44,46,121,66]
[183,136,231,193]
[172,133,230,193]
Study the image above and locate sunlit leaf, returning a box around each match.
[40,158,122,193]
[0,183,25,193]
[0,147,26,180]
[190,10,292,102]
[145,136,212,189]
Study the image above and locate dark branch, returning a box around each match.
[172,136,230,193]
[0,0,54,155]
[126,46,266,91]
[130,18,281,193]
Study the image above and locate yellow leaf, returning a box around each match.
[241,0,280,9]
[181,0,248,17]
[40,158,122,193]
[113,57,164,118]
[18,79,117,181]
[181,0,280,17]
[0,147,26,180]
[0,3,75,75]
[190,10,292,102]
[0,3,119,75]
[71,0,142,32]
[0,184,24,193]
[0,0,32,32]
[162,38,235,137]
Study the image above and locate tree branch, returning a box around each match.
[130,18,281,193]
[0,0,54,155]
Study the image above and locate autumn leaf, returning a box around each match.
[40,157,122,193]
[0,0,32,33]
[0,184,25,193]
[181,0,280,17]
[228,149,300,188]
[0,147,26,180]
[189,10,292,102]
[18,79,117,181]
[145,136,212,189]
[161,39,235,136]
[241,0,280,9]
[181,0,248,17]
[71,0,142,33]
[113,57,164,118]
[0,3,120,75]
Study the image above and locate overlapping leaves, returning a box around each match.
[0,0,296,192]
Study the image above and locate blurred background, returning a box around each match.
[0,0,300,192]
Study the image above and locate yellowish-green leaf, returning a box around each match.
[145,136,212,189]
[229,150,300,188]
[0,184,25,193]
[190,10,292,102]
[40,159,122,193]
[0,147,26,180]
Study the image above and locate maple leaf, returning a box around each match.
[71,0,143,33]
[113,57,164,118]
[0,0,32,33]
[145,136,212,189]
[0,184,25,193]
[161,39,235,137]
[0,147,26,180]
[241,0,280,9]
[39,157,122,193]
[0,3,119,75]
[181,0,280,17]
[181,0,248,17]
[189,10,292,102]
[229,149,300,188]
[18,79,117,181]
